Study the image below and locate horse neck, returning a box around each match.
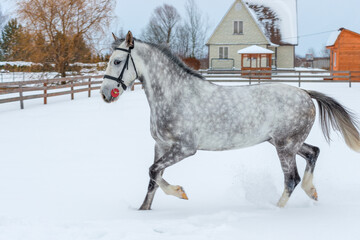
[133,42,199,105]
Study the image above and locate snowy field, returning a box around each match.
[1,82,360,240]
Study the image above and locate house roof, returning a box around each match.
[326,28,360,47]
[237,45,274,54]
[245,0,298,45]
[326,30,342,47]
[206,0,298,46]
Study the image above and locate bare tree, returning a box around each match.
[184,0,208,58]
[174,23,190,58]
[320,44,330,58]
[0,4,7,30]
[17,0,114,77]
[142,4,180,47]
[307,48,316,58]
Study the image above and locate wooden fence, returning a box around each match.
[0,75,145,110]
[0,75,103,110]
[0,70,359,110]
[199,70,360,88]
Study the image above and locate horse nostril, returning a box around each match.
[102,93,106,100]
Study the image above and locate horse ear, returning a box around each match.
[125,31,134,48]
[112,32,118,41]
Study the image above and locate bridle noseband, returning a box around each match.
[103,45,138,91]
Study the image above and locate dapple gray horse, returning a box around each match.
[100,31,360,210]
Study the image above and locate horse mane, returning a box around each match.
[112,38,204,80]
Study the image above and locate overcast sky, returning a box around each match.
[1,0,360,57]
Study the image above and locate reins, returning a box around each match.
[103,45,138,91]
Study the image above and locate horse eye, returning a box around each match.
[114,60,121,65]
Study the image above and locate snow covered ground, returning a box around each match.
[0,82,360,240]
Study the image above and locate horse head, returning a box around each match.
[100,31,138,103]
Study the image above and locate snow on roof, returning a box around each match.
[245,0,298,45]
[326,29,342,47]
[244,3,272,45]
[237,45,274,54]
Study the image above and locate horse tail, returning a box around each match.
[305,90,360,152]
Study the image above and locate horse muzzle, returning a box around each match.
[100,87,121,103]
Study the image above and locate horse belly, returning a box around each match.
[195,103,271,151]
[197,128,270,151]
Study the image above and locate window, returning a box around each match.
[234,21,243,34]
[334,52,337,67]
[219,47,228,59]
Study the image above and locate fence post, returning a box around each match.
[19,83,24,110]
[348,71,351,88]
[71,80,74,100]
[88,78,91,97]
[44,81,47,104]
[249,71,252,85]
[298,72,301,87]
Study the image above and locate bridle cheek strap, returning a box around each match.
[104,47,138,91]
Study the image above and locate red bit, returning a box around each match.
[111,88,120,98]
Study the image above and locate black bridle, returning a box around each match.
[103,46,138,91]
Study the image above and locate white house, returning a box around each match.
[206,0,298,70]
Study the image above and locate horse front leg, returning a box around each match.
[149,143,196,201]
[139,143,168,210]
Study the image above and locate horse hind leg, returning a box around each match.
[272,139,302,208]
[297,143,320,201]
[277,154,301,208]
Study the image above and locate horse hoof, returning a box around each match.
[312,190,318,201]
[181,191,189,200]
[175,186,189,200]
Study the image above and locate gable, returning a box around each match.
[340,30,360,45]
[207,0,298,46]
[207,0,269,45]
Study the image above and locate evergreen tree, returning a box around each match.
[0,19,25,61]
[0,4,7,60]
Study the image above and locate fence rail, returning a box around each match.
[0,75,104,109]
[1,70,359,110]
[199,70,360,87]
